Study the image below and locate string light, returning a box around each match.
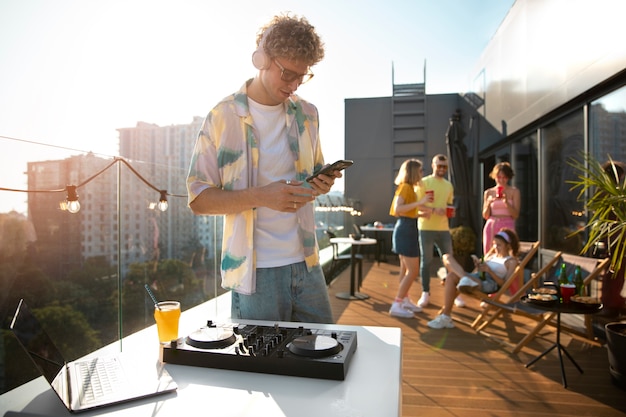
[314,196,361,216]
[64,185,81,214]
[157,190,169,212]
[1,157,185,213]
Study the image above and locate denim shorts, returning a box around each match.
[392,217,420,257]
[231,262,334,323]
[467,271,499,294]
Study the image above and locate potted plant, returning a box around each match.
[568,152,626,389]
[450,225,477,271]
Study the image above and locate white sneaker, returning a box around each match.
[454,295,466,308]
[457,276,479,294]
[437,267,447,286]
[427,314,455,329]
[389,302,415,318]
[437,267,447,279]
[401,297,423,313]
[417,292,430,308]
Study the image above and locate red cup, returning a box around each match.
[496,186,504,198]
[560,284,576,303]
[426,190,434,202]
[446,205,455,218]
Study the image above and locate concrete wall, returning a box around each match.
[345,94,467,226]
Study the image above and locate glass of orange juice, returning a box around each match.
[154,301,180,344]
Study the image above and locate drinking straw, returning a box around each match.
[144,284,162,310]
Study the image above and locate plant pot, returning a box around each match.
[601,268,626,317]
[605,322,626,390]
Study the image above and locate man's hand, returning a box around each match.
[258,180,317,212]
[308,170,341,195]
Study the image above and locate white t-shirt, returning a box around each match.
[249,98,304,267]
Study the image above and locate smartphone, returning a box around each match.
[306,160,354,182]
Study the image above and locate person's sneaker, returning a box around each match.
[389,302,415,318]
[401,297,423,313]
[437,267,448,286]
[427,314,455,329]
[457,276,479,294]
[437,266,447,279]
[454,295,466,308]
[417,292,430,308]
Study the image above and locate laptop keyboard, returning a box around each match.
[77,356,126,403]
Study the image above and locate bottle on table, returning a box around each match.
[479,256,486,280]
[573,265,585,296]
[557,263,568,285]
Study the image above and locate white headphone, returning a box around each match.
[252,25,274,70]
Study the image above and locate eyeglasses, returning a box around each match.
[436,165,448,169]
[273,59,314,84]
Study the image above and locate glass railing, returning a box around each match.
[0,137,354,395]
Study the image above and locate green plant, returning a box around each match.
[450,225,477,271]
[567,153,626,274]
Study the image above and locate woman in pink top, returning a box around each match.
[482,162,520,255]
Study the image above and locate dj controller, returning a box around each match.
[160,321,358,380]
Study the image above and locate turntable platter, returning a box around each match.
[186,326,237,349]
[288,334,342,358]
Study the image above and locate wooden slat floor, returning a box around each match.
[328,257,626,417]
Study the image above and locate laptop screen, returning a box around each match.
[10,299,66,384]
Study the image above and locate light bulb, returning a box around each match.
[67,200,81,214]
[65,185,80,214]
[157,200,168,212]
[157,190,168,212]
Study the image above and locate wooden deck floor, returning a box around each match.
[328,257,626,417]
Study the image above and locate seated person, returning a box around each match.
[427,228,520,329]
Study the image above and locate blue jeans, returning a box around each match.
[418,230,453,293]
[231,262,334,323]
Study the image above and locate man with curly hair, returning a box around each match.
[186,14,338,323]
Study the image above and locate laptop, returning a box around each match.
[9,299,178,413]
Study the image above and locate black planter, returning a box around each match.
[601,268,626,316]
[605,322,626,389]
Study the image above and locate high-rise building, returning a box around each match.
[26,117,216,280]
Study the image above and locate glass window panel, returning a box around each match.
[514,134,539,242]
[541,110,586,253]
[590,85,626,164]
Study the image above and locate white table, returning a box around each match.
[1,293,402,417]
[330,237,377,300]
[360,226,394,263]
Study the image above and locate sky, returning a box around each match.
[0,0,515,214]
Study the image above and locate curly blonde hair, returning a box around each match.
[256,14,325,66]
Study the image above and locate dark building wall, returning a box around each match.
[344,97,393,225]
[345,94,466,226]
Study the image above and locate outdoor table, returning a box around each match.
[522,296,603,388]
[360,225,394,263]
[1,293,402,417]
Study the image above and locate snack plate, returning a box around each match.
[532,287,558,295]
[523,294,558,307]
[570,295,602,311]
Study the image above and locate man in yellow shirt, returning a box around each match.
[416,154,458,308]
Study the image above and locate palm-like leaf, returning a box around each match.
[567,153,626,274]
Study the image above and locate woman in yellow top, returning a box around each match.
[388,159,432,318]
